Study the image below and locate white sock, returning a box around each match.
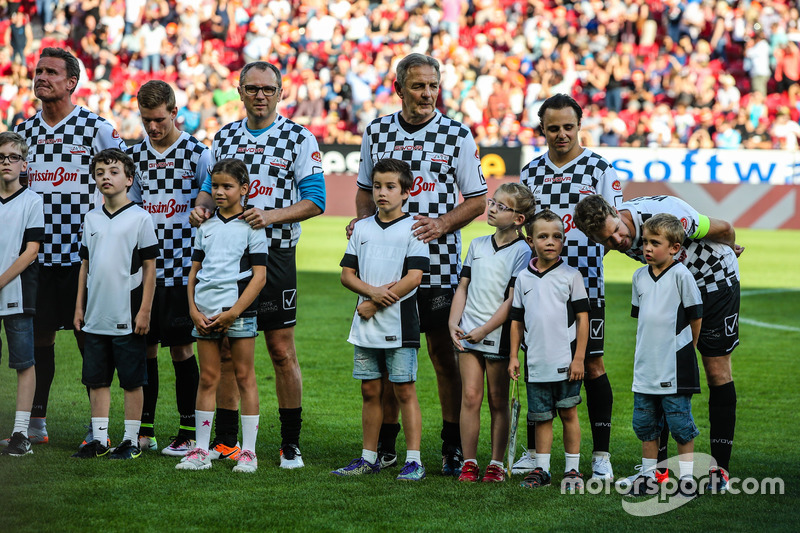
[123,419,140,444]
[92,417,109,446]
[679,460,694,479]
[240,414,259,453]
[362,449,378,464]
[195,410,214,451]
[490,459,504,468]
[13,411,31,435]
[464,458,477,466]
[565,452,580,473]
[536,453,551,473]
[406,450,421,464]
[642,457,658,478]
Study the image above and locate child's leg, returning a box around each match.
[195,339,222,450]
[230,337,259,453]
[534,419,554,472]
[485,358,510,463]
[559,406,581,455]
[89,386,111,445]
[458,351,486,462]
[394,382,422,454]
[361,378,383,458]
[15,366,36,431]
[664,395,699,480]
[122,386,144,443]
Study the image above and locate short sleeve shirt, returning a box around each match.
[0,188,44,316]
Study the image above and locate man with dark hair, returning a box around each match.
[9,48,125,449]
[516,93,622,481]
[348,53,487,476]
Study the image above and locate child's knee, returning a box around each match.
[393,381,417,403]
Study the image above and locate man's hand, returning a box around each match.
[240,207,274,230]
[734,244,745,257]
[346,217,358,240]
[412,215,447,243]
[189,206,212,228]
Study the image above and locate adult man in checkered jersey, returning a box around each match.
[517,94,623,481]
[10,48,125,448]
[347,54,487,475]
[190,61,326,468]
[128,80,213,456]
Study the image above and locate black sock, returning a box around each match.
[709,381,737,471]
[31,345,55,418]
[279,407,303,447]
[140,357,159,437]
[657,420,669,472]
[214,408,239,446]
[526,421,536,451]
[440,420,461,450]
[174,356,199,438]
[584,373,613,453]
[378,423,401,454]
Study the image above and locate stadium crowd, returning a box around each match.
[1,0,800,150]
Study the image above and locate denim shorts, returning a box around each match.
[353,345,418,383]
[0,314,35,370]
[632,393,700,445]
[458,348,509,362]
[193,316,258,339]
[526,380,582,422]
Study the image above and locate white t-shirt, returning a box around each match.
[0,188,44,316]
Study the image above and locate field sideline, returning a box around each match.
[2,218,799,531]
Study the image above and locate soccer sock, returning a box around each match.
[536,453,551,474]
[196,410,214,451]
[642,457,658,477]
[140,357,159,437]
[240,414,259,453]
[565,453,580,473]
[174,356,199,438]
[13,411,31,435]
[584,374,613,453]
[406,450,421,464]
[440,420,461,449]
[657,421,670,472]
[31,345,55,418]
[123,419,141,444]
[362,449,378,464]
[278,407,302,447]
[214,408,239,446]
[92,417,109,447]
[464,458,478,465]
[489,459,503,468]
[378,422,401,454]
[526,421,536,452]
[679,460,693,479]
[709,381,736,472]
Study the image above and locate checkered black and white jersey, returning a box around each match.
[15,106,125,266]
[357,111,487,289]
[128,132,211,286]
[520,148,622,308]
[620,196,740,293]
[202,116,323,248]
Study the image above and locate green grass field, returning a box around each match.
[2,218,799,532]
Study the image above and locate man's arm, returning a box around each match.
[241,199,323,229]
[346,187,376,240]
[705,217,744,257]
[189,191,215,227]
[412,193,486,244]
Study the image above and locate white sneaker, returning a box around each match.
[232,449,258,473]
[591,453,614,481]
[162,435,196,457]
[511,451,537,474]
[279,444,304,469]
[138,436,158,451]
[616,465,644,489]
[175,448,212,470]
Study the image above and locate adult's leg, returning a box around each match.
[170,343,198,437]
[704,354,735,472]
[265,327,303,450]
[584,356,613,453]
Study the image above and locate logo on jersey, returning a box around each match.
[248,179,274,198]
[28,167,78,186]
[37,137,63,145]
[143,199,188,218]
[394,145,423,151]
[148,161,176,169]
[474,149,479,160]
[268,157,289,169]
[612,180,621,191]
[409,175,436,196]
[237,146,265,154]
[311,151,322,162]
[69,146,87,155]
[680,217,689,230]
[182,172,195,180]
[544,176,572,184]
[578,186,596,195]
[430,155,450,164]
[112,129,121,139]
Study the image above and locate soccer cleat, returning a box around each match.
[591,453,614,481]
[441,444,464,476]
[561,469,585,492]
[707,467,730,494]
[331,457,381,476]
[481,464,506,483]
[232,450,258,473]
[457,461,480,482]
[520,467,551,489]
[72,439,110,459]
[138,435,158,451]
[279,444,304,469]
[110,440,142,460]
[79,426,110,450]
[624,474,660,497]
[655,469,670,484]
[0,432,33,456]
[396,461,426,481]
[378,450,398,469]
[175,448,212,470]
[209,438,241,461]
[27,425,49,445]
[617,465,671,489]
[511,451,537,475]
[161,435,196,457]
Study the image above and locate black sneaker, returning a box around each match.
[72,439,110,459]
[110,440,142,460]
[378,451,398,469]
[625,474,660,497]
[441,443,464,476]
[1,432,32,456]
[520,467,552,488]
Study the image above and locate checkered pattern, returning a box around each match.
[128,133,210,286]
[621,196,740,293]
[520,149,622,308]
[14,107,125,266]
[357,112,487,289]
[209,116,323,248]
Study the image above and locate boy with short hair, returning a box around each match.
[0,132,44,457]
[72,149,158,460]
[625,213,703,497]
[335,158,429,481]
[508,210,589,490]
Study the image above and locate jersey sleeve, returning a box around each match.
[569,269,591,313]
[24,194,45,244]
[138,212,159,260]
[191,225,206,262]
[631,269,641,318]
[79,213,92,261]
[407,225,430,272]
[678,267,703,319]
[248,227,268,266]
[454,130,487,198]
[510,276,524,321]
[93,119,126,152]
[460,240,476,279]
[200,136,221,195]
[598,164,623,209]
[195,147,214,192]
[340,221,360,269]
[356,127,375,191]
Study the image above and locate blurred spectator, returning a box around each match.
[745,30,772,96]
[771,107,800,150]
